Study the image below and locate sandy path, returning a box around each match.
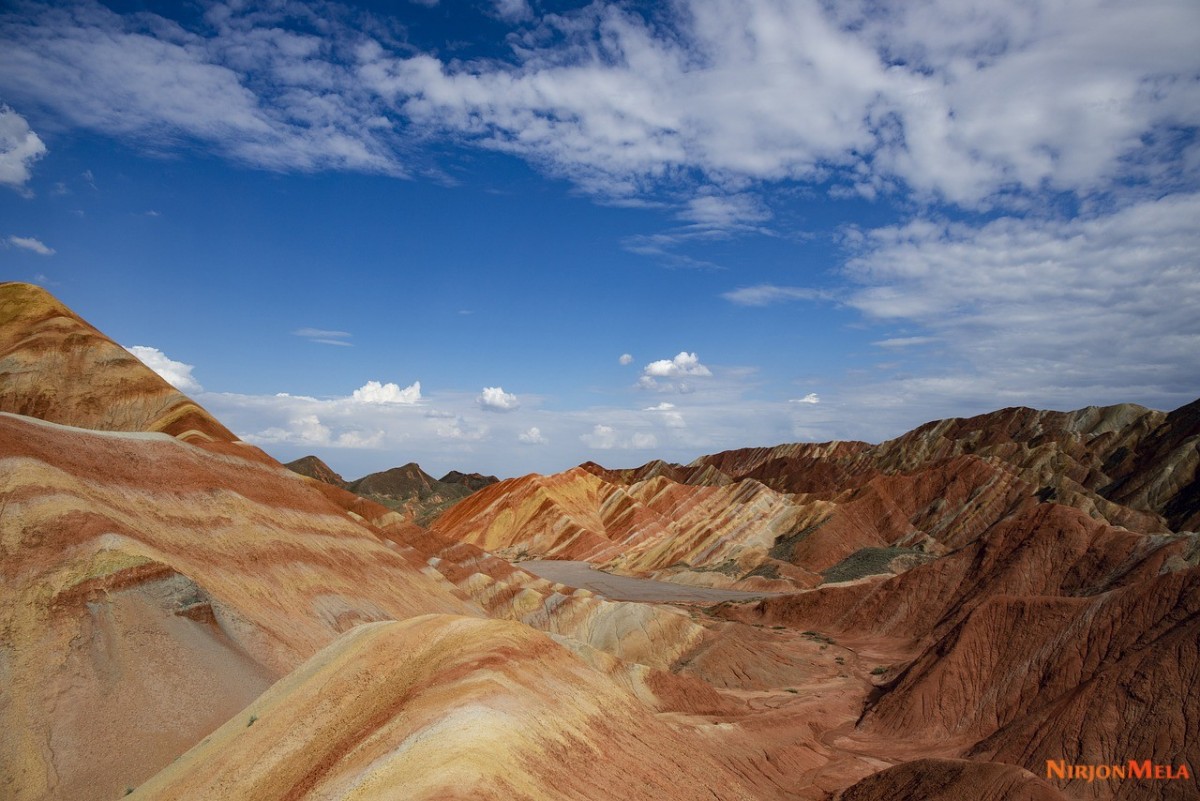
[518,560,778,603]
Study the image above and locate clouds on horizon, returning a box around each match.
[2,1,1196,475]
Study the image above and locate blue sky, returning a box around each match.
[1,0,1198,478]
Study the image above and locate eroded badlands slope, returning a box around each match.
[3,281,1197,801]
[0,281,237,443]
[2,283,846,801]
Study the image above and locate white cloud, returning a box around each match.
[580,424,657,451]
[873,336,936,348]
[4,1,1193,210]
[630,432,658,448]
[434,415,489,441]
[352,380,422,404]
[0,105,45,193]
[619,353,633,365]
[7,235,54,255]
[679,193,772,230]
[842,192,1200,407]
[722,284,830,306]
[477,386,520,412]
[0,3,407,177]
[491,0,533,23]
[293,327,352,346]
[644,352,711,378]
[519,426,547,444]
[643,401,685,428]
[580,424,617,449]
[126,345,202,393]
[790,393,820,405]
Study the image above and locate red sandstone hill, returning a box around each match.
[0,281,238,443]
[3,282,1197,801]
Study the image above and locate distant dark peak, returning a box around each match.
[350,463,438,495]
[284,456,347,488]
[439,471,500,491]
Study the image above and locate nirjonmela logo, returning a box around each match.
[1047,760,1192,783]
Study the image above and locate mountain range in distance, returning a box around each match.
[1,280,1196,801]
[285,455,498,526]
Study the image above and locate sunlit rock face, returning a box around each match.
[0,282,236,443]
[1,283,1196,801]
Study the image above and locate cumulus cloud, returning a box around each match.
[519,426,547,444]
[7,235,54,255]
[790,393,820,404]
[126,345,202,393]
[644,352,711,378]
[477,386,520,412]
[351,380,422,404]
[0,105,45,192]
[619,353,633,365]
[293,327,352,346]
[722,284,830,306]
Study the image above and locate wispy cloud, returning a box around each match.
[843,192,1200,407]
[0,105,45,193]
[7,235,54,255]
[293,327,353,346]
[3,1,1191,209]
[0,2,409,177]
[721,285,830,306]
[873,336,936,348]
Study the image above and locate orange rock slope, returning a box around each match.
[3,281,1197,801]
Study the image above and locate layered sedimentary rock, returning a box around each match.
[0,412,484,801]
[4,282,1198,801]
[431,466,820,589]
[128,616,768,801]
[0,282,236,443]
